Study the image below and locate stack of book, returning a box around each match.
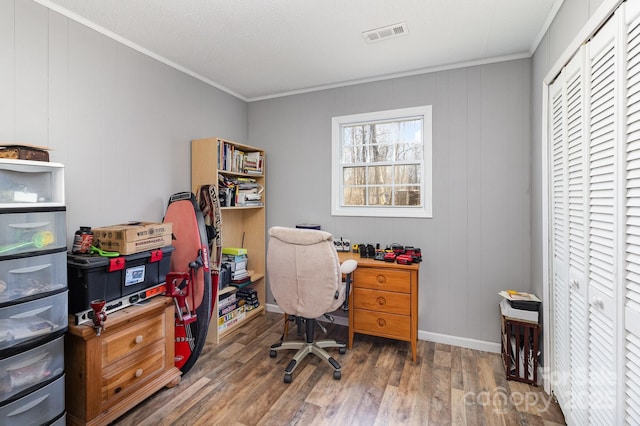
[498,290,541,323]
[243,151,263,175]
[235,177,263,207]
[218,292,238,317]
[222,247,251,285]
[218,140,245,173]
[216,140,263,175]
[236,287,259,311]
[218,291,245,331]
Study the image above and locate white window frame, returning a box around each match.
[331,105,433,218]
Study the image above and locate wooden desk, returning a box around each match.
[338,251,420,362]
[65,297,181,426]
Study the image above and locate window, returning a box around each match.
[331,105,432,218]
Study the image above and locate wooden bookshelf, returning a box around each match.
[191,137,266,344]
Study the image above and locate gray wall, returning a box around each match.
[0,0,248,244]
[3,0,608,349]
[250,59,532,345]
[530,0,606,310]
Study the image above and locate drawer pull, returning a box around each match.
[376,318,386,327]
[135,335,144,344]
[376,297,386,306]
[135,368,144,378]
[115,386,122,394]
[376,275,387,284]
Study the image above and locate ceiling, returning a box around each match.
[39,0,563,101]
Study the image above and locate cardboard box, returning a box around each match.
[0,144,50,161]
[96,234,172,255]
[93,221,172,243]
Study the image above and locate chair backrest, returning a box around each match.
[267,226,343,318]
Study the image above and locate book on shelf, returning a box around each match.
[218,305,246,330]
[222,247,248,256]
[219,292,236,309]
[235,181,263,206]
[243,151,263,174]
[222,253,248,262]
[222,254,247,272]
[231,269,249,281]
[231,278,252,287]
[216,139,263,174]
[219,301,238,316]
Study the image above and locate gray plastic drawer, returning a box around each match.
[0,209,66,257]
[0,291,68,351]
[49,412,66,426]
[0,159,64,207]
[0,335,64,404]
[0,374,65,426]
[0,250,67,305]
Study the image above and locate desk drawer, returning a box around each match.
[354,268,410,293]
[353,309,410,340]
[102,313,165,365]
[102,340,166,406]
[353,288,410,315]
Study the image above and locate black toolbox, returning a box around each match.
[67,245,174,314]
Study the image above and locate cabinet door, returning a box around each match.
[549,67,571,412]
[624,1,640,423]
[565,46,589,426]
[586,11,619,423]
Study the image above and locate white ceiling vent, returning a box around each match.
[362,22,409,43]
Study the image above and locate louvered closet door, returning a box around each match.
[586,11,619,424]
[565,47,589,426]
[549,71,570,412]
[624,2,640,423]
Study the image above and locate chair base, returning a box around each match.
[269,318,346,383]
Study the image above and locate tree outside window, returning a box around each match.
[332,106,432,218]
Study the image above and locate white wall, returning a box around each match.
[0,0,248,246]
[249,59,532,347]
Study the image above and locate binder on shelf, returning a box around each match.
[222,247,248,256]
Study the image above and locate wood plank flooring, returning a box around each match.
[113,312,566,425]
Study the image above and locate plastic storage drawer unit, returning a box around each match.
[0,208,67,257]
[0,249,67,305]
[0,334,65,404]
[0,159,65,207]
[0,290,68,351]
[0,374,65,426]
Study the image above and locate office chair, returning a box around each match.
[267,226,357,383]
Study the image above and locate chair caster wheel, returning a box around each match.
[284,374,292,383]
[269,350,277,358]
[333,370,341,380]
[339,347,346,355]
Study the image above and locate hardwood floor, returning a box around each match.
[113,312,566,425]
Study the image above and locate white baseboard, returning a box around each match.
[266,304,500,352]
[419,330,501,354]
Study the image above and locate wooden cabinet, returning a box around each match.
[65,297,181,426]
[339,252,420,362]
[500,315,540,385]
[191,137,266,344]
